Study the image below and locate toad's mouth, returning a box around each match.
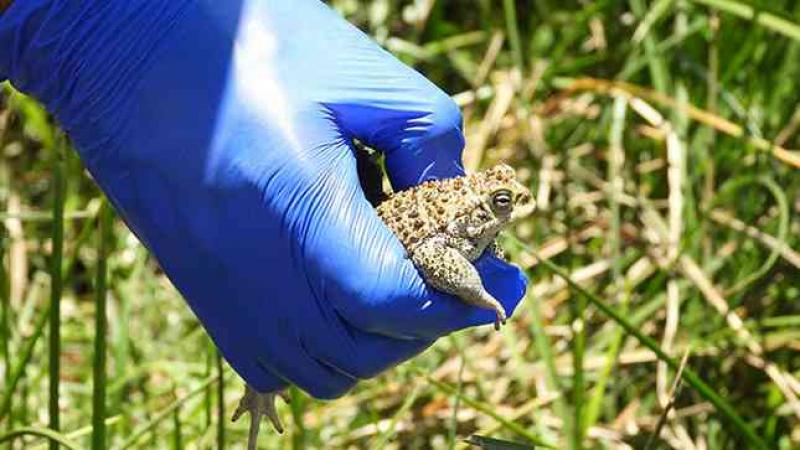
[510,194,536,221]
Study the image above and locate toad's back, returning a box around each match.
[376,175,477,250]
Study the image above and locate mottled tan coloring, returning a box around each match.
[377,163,533,329]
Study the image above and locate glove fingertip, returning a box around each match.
[229,357,289,395]
[475,254,529,320]
[382,92,466,190]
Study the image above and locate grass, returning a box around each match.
[2,0,800,449]
[47,133,64,450]
[91,202,112,450]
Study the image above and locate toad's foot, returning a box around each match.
[491,301,507,330]
[488,241,507,261]
[232,385,290,450]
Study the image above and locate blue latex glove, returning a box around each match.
[0,0,527,398]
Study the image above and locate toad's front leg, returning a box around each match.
[232,384,290,450]
[411,237,507,329]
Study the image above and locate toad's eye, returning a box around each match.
[491,189,513,211]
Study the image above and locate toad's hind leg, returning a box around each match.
[412,239,507,329]
[232,384,290,450]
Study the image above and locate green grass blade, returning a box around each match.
[216,350,225,450]
[48,134,66,450]
[372,384,423,450]
[0,218,9,424]
[289,385,308,450]
[709,176,789,296]
[689,0,800,42]
[527,291,568,440]
[91,202,112,450]
[569,285,585,450]
[584,95,628,429]
[28,417,122,450]
[502,0,525,73]
[0,303,49,423]
[0,427,85,450]
[628,0,671,92]
[120,373,222,450]
[416,368,556,449]
[0,159,9,417]
[205,338,214,428]
[172,386,183,450]
[446,354,465,450]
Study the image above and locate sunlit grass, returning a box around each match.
[2,0,800,449]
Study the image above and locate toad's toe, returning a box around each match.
[233,385,289,449]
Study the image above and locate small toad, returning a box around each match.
[376,164,533,329]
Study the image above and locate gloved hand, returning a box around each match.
[0,0,527,398]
